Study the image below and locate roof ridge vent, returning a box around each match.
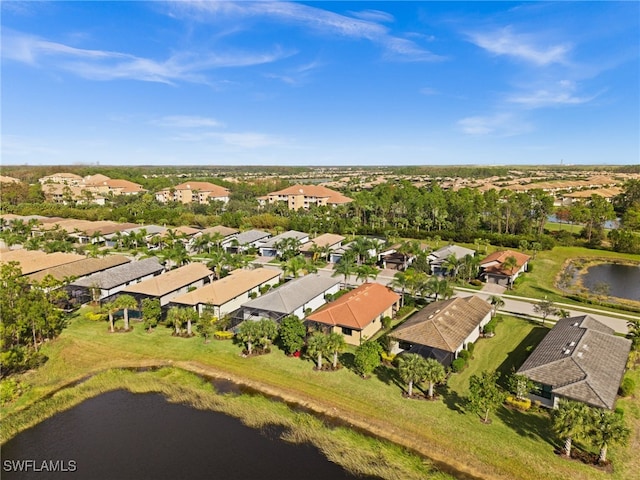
[563,349,571,355]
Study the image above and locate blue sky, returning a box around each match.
[2,1,638,166]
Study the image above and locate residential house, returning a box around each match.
[170,268,281,318]
[27,255,131,284]
[258,230,309,257]
[121,262,213,306]
[517,315,631,410]
[0,250,85,276]
[306,283,400,345]
[258,184,352,210]
[39,172,83,185]
[155,182,230,205]
[299,233,345,260]
[68,258,165,304]
[390,296,492,366]
[479,250,531,286]
[238,274,340,324]
[428,245,475,276]
[222,229,271,253]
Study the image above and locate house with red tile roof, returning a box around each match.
[479,249,531,286]
[259,184,352,210]
[305,282,400,345]
[155,182,230,205]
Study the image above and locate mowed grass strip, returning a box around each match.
[3,312,638,480]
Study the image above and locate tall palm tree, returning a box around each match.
[332,251,356,288]
[114,294,137,331]
[397,353,428,397]
[306,331,329,370]
[166,307,184,335]
[206,250,231,280]
[588,409,630,463]
[489,295,505,318]
[423,358,446,399]
[502,255,519,288]
[104,299,119,333]
[442,253,463,280]
[461,254,480,282]
[552,400,591,458]
[325,332,347,369]
[391,271,409,307]
[355,265,379,284]
[283,255,307,279]
[349,236,375,265]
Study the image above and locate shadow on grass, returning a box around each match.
[339,352,356,371]
[496,325,549,389]
[441,384,466,414]
[496,406,555,446]
[374,364,404,391]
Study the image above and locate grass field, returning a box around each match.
[2,311,638,480]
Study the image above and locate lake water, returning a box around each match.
[1,390,365,480]
[581,263,640,301]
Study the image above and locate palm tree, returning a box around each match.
[397,353,428,397]
[588,409,630,463]
[391,271,409,307]
[552,400,591,458]
[306,331,329,370]
[460,254,480,282]
[325,332,346,369]
[502,255,519,288]
[104,299,118,333]
[627,318,640,351]
[489,295,505,318]
[332,251,356,288]
[355,265,379,284]
[206,250,231,280]
[114,294,137,331]
[423,358,446,399]
[283,255,307,279]
[349,236,375,265]
[166,307,184,335]
[236,320,260,355]
[426,277,453,301]
[442,253,463,280]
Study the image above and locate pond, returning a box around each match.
[581,263,640,301]
[1,390,366,480]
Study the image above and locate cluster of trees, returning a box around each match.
[0,263,69,376]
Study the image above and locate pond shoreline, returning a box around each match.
[1,364,485,480]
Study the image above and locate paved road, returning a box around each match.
[315,266,634,335]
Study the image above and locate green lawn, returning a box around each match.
[3,311,638,480]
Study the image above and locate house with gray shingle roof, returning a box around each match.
[238,274,340,324]
[390,295,492,366]
[222,229,271,253]
[68,258,165,304]
[427,245,475,276]
[258,230,309,257]
[517,315,631,410]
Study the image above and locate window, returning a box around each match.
[533,382,553,399]
[341,327,353,336]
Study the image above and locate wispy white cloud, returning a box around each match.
[349,9,395,24]
[507,80,601,108]
[170,1,442,62]
[265,60,324,85]
[457,112,532,137]
[1,29,290,84]
[152,115,224,128]
[468,26,571,66]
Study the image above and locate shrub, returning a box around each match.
[619,377,636,397]
[381,351,396,364]
[0,378,26,405]
[505,395,531,411]
[382,316,393,330]
[451,358,466,373]
[214,331,234,340]
[483,320,496,336]
[469,279,483,287]
[466,342,475,356]
[396,306,414,318]
[458,349,471,361]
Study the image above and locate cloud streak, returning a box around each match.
[457,113,532,137]
[507,80,601,108]
[468,26,571,66]
[1,29,290,84]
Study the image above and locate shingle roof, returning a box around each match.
[122,262,212,297]
[260,230,308,248]
[428,245,475,264]
[27,255,131,283]
[231,229,271,245]
[390,296,492,352]
[241,274,340,314]
[306,283,399,330]
[480,250,531,276]
[71,258,164,290]
[517,315,631,409]
[0,250,85,275]
[171,268,280,307]
[199,225,239,238]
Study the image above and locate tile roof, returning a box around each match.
[0,250,85,275]
[241,274,340,315]
[480,249,531,276]
[199,225,239,238]
[27,255,131,282]
[172,182,229,197]
[71,258,164,290]
[390,296,492,352]
[122,262,212,297]
[306,283,399,330]
[269,184,352,204]
[171,268,280,307]
[299,233,345,252]
[517,315,631,409]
